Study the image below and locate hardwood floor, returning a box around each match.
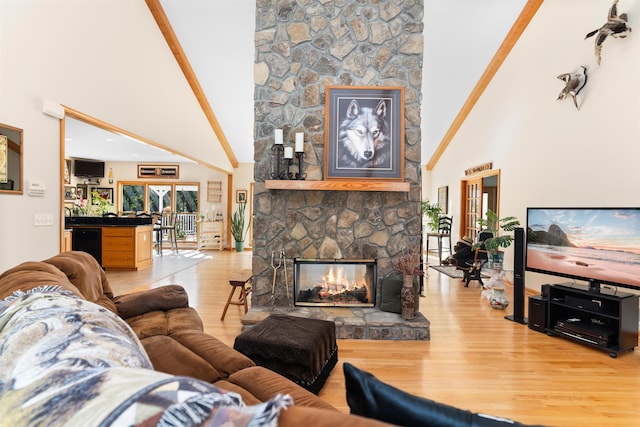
[106,250,640,427]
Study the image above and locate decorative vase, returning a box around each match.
[489,287,509,310]
[401,275,415,320]
[235,241,245,252]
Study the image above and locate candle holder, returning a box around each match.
[285,158,294,179]
[270,144,286,179]
[295,152,307,180]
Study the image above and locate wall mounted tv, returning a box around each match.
[73,159,105,178]
[526,208,640,293]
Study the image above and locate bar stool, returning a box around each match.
[221,273,252,321]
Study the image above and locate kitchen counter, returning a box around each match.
[65,216,154,227]
[65,217,154,270]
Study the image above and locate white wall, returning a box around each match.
[0,1,232,270]
[426,0,640,292]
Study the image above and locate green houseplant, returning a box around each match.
[475,210,520,270]
[421,200,442,231]
[476,210,521,252]
[231,201,250,252]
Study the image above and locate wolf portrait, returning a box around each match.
[336,98,391,169]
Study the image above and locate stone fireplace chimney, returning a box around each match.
[251,1,424,310]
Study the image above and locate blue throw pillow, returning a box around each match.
[343,362,547,427]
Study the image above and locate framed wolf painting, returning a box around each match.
[324,86,404,180]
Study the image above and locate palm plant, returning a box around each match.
[475,210,520,252]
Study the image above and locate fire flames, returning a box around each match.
[296,264,373,305]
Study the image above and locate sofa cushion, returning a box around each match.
[0,261,83,300]
[125,307,203,338]
[344,362,546,427]
[213,379,262,405]
[43,251,117,313]
[141,335,223,382]
[170,329,255,377]
[278,406,394,427]
[228,366,337,411]
[113,284,189,319]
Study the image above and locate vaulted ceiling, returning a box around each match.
[65,0,528,170]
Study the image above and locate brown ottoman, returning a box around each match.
[233,314,338,394]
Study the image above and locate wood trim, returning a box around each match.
[60,120,66,252]
[145,0,238,169]
[227,174,233,250]
[264,180,410,192]
[426,0,543,171]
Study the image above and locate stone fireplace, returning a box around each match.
[294,259,376,308]
[247,1,428,340]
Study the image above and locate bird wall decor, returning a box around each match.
[585,0,631,65]
[557,66,588,110]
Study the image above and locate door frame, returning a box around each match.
[459,169,501,242]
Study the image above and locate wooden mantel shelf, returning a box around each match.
[264,180,410,192]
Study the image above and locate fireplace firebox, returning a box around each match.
[294,259,376,307]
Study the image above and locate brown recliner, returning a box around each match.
[0,251,391,426]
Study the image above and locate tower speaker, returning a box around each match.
[506,227,527,324]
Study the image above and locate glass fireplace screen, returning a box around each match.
[294,258,377,307]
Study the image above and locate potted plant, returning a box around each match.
[231,201,250,252]
[421,200,442,231]
[393,247,423,320]
[475,209,520,269]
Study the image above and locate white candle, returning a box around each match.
[275,129,283,145]
[295,132,304,152]
[284,146,293,159]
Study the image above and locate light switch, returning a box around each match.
[34,213,54,226]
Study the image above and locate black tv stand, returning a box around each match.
[546,283,638,358]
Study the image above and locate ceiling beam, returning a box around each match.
[145,0,239,169]
[426,0,543,171]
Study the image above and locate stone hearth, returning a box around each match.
[241,307,429,341]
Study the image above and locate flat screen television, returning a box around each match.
[73,159,105,178]
[526,208,640,293]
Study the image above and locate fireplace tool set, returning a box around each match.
[267,249,294,310]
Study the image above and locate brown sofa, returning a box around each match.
[0,251,390,427]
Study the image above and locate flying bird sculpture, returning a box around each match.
[585,0,631,64]
[557,66,588,110]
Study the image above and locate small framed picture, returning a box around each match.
[236,189,247,204]
[64,159,71,184]
[94,187,114,203]
[76,184,88,200]
[324,86,404,181]
[64,185,76,201]
[438,186,448,214]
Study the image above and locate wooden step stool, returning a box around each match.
[220,270,252,321]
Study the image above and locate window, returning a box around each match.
[122,184,145,212]
[176,185,198,213]
[149,185,172,213]
[118,181,199,214]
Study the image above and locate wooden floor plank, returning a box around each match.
[106,250,640,427]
